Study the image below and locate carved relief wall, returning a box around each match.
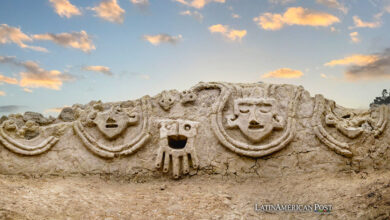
[0,82,389,179]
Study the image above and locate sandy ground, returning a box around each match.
[0,171,389,220]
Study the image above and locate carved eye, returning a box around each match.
[168,98,172,102]
[258,104,272,113]
[238,105,250,114]
[184,124,191,131]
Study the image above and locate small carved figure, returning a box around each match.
[181,90,197,104]
[155,119,199,179]
[158,91,176,111]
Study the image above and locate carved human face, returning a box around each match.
[94,106,138,140]
[227,98,283,143]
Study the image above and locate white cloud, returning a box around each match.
[180,10,204,21]
[316,0,348,14]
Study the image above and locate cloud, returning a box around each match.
[349,31,360,43]
[0,74,18,84]
[324,54,379,66]
[268,0,295,5]
[350,16,381,29]
[316,0,347,14]
[174,0,225,9]
[0,105,26,113]
[139,74,150,80]
[232,13,240,19]
[23,88,33,93]
[142,34,182,45]
[253,7,340,30]
[0,56,75,90]
[0,91,5,96]
[33,30,95,53]
[345,48,390,81]
[261,68,303,78]
[83,65,113,76]
[180,10,204,21]
[0,24,48,52]
[208,24,247,41]
[49,0,81,18]
[320,73,328,78]
[130,0,149,9]
[44,107,65,113]
[90,0,125,23]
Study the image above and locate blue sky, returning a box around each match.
[1,0,390,116]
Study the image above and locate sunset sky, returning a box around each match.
[1,0,390,116]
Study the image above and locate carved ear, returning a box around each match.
[226,114,238,128]
[325,114,336,126]
[273,114,284,129]
[127,112,139,124]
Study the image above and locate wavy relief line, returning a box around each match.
[73,98,151,158]
[312,95,353,157]
[0,125,58,156]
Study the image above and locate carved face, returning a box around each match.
[94,106,139,140]
[227,98,284,143]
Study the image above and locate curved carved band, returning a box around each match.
[195,82,302,158]
[0,125,58,156]
[73,98,151,158]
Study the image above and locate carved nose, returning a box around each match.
[250,120,259,126]
[106,117,116,123]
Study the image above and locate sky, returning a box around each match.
[1,0,390,116]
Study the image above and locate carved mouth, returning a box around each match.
[105,124,118,128]
[168,135,188,149]
[248,124,264,130]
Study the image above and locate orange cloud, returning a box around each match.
[209,24,246,41]
[90,0,125,23]
[349,32,360,43]
[261,68,303,78]
[174,0,225,9]
[254,7,340,30]
[0,74,18,84]
[49,0,81,18]
[324,54,379,67]
[83,65,113,75]
[0,91,5,96]
[0,24,48,52]
[351,16,381,29]
[0,56,75,90]
[143,34,182,45]
[33,30,95,53]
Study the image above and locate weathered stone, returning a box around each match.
[0,82,388,178]
[23,111,55,125]
[59,107,75,122]
[0,81,389,219]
